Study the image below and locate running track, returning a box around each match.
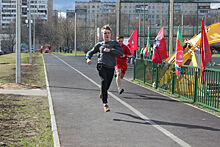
[44,54,220,147]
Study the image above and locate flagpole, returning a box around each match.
[148,27,149,43]
[181,14,184,35]
[148,26,150,58]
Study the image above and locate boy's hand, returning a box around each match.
[87,59,92,65]
[103,48,110,52]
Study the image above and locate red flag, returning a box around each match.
[175,26,183,79]
[200,18,212,83]
[152,26,167,63]
[127,29,138,55]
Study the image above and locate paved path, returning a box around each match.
[0,89,47,96]
[207,57,220,70]
[44,54,220,147]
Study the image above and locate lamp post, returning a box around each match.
[33,1,37,56]
[33,14,35,56]
[74,12,77,56]
[28,0,32,64]
[116,0,120,38]
[169,0,174,56]
[16,0,21,83]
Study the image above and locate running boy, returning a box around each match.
[86,25,123,112]
[115,36,132,94]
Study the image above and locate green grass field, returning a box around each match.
[0,53,46,87]
[0,94,53,146]
[212,54,220,57]
[51,50,100,56]
[0,53,53,146]
[52,51,86,56]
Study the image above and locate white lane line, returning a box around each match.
[43,55,60,147]
[53,54,191,147]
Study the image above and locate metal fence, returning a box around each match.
[134,58,220,111]
[75,1,220,52]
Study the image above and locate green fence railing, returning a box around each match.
[134,58,220,111]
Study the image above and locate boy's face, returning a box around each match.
[102,29,111,42]
[117,38,124,46]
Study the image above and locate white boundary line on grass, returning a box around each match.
[43,55,60,147]
[53,54,191,147]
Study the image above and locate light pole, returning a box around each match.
[95,13,97,44]
[16,0,21,83]
[33,1,37,56]
[116,0,120,38]
[33,14,36,56]
[74,12,77,56]
[169,0,174,56]
[28,0,32,64]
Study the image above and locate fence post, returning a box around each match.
[155,64,159,89]
[217,72,220,109]
[193,71,198,103]
[133,60,136,80]
[144,61,146,83]
[172,67,175,94]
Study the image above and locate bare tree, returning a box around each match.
[1,22,16,53]
[41,19,59,47]
[58,17,75,49]
[80,29,95,53]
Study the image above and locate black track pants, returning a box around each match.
[97,64,114,104]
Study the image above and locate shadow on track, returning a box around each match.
[113,112,220,132]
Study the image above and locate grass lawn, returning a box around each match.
[52,51,86,56]
[0,53,46,88]
[0,94,53,146]
[212,54,220,57]
[51,51,99,56]
[0,53,53,146]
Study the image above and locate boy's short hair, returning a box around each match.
[117,36,124,40]
[101,25,112,32]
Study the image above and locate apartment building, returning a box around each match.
[75,0,115,19]
[75,0,219,26]
[0,0,49,29]
[66,9,75,19]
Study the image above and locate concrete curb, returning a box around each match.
[43,55,60,147]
